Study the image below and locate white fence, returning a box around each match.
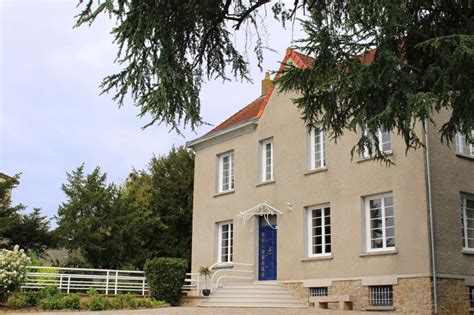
[22,266,148,296]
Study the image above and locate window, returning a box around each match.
[218,152,234,192]
[365,193,395,252]
[363,128,392,157]
[462,194,474,250]
[309,287,328,297]
[369,285,393,306]
[456,131,474,157]
[307,205,331,257]
[469,287,474,308]
[309,127,326,169]
[260,138,273,182]
[217,221,233,263]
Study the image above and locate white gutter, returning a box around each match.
[185,118,259,149]
[424,119,438,314]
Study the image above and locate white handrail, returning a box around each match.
[216,275,253,289]
[208,262,254,292]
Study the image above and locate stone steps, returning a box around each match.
[199,282,307,308]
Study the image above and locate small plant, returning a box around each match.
[87,287,98,296]
[6,292,29,309]
[136,298,166,308]
[37,286,63,310]
[62,293,81,310]
[125,292,137,309]
[88,294,108,311]
[111,293,125,309]
[199,265,213,296]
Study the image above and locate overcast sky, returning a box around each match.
[0,0,302,225]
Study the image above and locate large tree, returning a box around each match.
[56,147,194,269]
[75,1,473,158]
[0,175,55,253]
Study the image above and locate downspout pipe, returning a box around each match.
[424,120,438,314]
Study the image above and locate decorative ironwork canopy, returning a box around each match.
[236,201,283,225]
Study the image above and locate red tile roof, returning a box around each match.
[205,47,376,136]
[205,93,271,135]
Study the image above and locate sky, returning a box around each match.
[0,0,303,225]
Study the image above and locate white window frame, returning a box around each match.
[218,152,234,193]
[260,138,274,182]
[456,131,474,158]
[217,221,233,264]
[309,127,326,169]
[363,128,392,157]
[462,194,474,251]
[365,193,395,252]
[307,204,331,257]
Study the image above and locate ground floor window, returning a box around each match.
[217,221,233,263]
[307,205,331,257]
[369,285,393,306]
[309,287,328,297]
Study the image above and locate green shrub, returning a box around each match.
[38,295,63,310]
[136,298,166,308]
[144,257,187,306]
[111,294,125,309]
[63,293,81,310]
[124,292,137,309]
[37,286,63,310]
[0,245,31,302]
[88,294,108,311]
[6,292,29,309]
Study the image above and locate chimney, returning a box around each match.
[261,71,273,95]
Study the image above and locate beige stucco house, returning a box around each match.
[186,49,474,314]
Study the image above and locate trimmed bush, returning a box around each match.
[6,292,29,309]
[37,286,63,310]
[144,257,187,306]
[62,293,81,310]
[111,293,125,309]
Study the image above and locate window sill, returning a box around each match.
[357,151,393,163]
[212,263,234,270]
[301,255,333,262]
[304,167,328,176]
[366,306,395,311]
[456,153,474,161]
[213,190,235,198]
[359,249,398,257]
[462,249,474,255]
[256,180,275,187]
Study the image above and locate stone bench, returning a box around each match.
[309,294,355,310]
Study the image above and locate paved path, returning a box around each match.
[3,306,392,315]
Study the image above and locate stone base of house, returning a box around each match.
[283,276,471,314]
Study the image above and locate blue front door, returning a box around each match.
[258,215,277,281]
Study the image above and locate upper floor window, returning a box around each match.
[456,131,474,158]
[217,221,233,264]
[462,194,474,251]
[365,193,395,252]
[363,128,392,157]
[307,205,331,257]
[260,138,274,182]
[218,152,234,192]
[309,127,326,169]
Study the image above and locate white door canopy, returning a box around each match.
[236,201,283,223]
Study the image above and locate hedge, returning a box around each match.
[144,257,187,306]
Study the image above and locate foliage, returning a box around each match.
[87,294,109,311]
[62,293,81,310]
[111,293,126,309]
[37,286,63,310]
[0,175,56,253]
[56,147,194,269]
[0,245,31,301]
[6,292,29,309]
[277,1,474,161]
[75,1,473,160]
[55,165,124,269]
[60,250,93,269]
[144,257,187,306]
[124,292,137,309]
[136,298,166,308]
